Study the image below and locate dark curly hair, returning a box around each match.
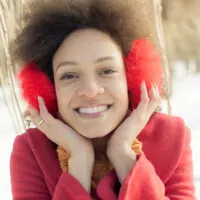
[10,0,153,81]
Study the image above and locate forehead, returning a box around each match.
[53,28,122,65]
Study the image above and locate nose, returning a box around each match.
[77,78,105,98]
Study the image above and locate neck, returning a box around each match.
[92,134,111,155]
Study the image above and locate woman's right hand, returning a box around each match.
[29,96,94,156]
[29,96,94,192]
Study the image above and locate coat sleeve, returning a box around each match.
[118,126,196,200]
[10,135,92,200]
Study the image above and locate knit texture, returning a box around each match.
[57,139,142,190]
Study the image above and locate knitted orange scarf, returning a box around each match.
[57,139,142,189]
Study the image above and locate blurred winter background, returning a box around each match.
[0,0,200,199]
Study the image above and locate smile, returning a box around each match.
[75,105,112,118]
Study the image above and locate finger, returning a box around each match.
[154,83,162,102]
[150,83,158,100]
[135,81,149,114]
[29,107,39,117]
[38,96,55,125]
[154,83,162,112]
[29,107,46,130]
[147,85,160,115]
[152,83,162,106]
[154,82,159,97]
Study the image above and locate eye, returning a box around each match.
[60,73,79,80]
[102,68,117,75]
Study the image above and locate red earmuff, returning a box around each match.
[17,39,163,114]
[124,39,163,110]
[17,61,57,115]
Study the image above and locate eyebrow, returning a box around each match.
[56,56,115,71]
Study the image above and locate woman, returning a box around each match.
[10,0,196,199]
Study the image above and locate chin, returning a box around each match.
[78,128,113,139]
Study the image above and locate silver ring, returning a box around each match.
[38,119,44,126]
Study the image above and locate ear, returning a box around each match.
[17,61,58,115]
[124,39,163,110]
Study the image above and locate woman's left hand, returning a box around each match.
[107,81,161,183]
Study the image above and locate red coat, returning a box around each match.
[10,112,196,199]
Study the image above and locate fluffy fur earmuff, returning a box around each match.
[125,39,163,109]
[17,61,57,115]
[17,39,163,113]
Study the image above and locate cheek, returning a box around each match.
[54,83,72,111]
[111,79,128,99]
[106,78,129,111]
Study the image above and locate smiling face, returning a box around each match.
[52,28,129,138]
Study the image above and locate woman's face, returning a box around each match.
[53,28,129,138]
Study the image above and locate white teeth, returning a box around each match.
[78,106,108,114]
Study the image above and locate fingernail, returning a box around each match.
[38,96,42,102]
[141,81,145,87]
[150,83,155,93]
[154,82,159,94]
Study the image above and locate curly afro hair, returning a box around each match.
[11,0,164,112]
[10,0,146,82]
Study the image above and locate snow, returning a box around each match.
[0,96,16,200]
[0,66,199,199]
